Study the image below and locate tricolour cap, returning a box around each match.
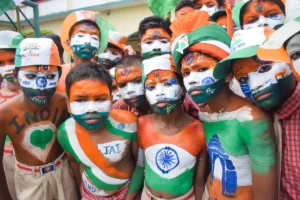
[108,30,127,50]
[0,30,24,49]
[15,38,61,68]
[60,10,109,56]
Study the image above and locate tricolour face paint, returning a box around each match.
[141,28,171,59]
[116,66,145,107]
[286,33,300,80]
[111,78,121,103]
[243,1,284,30]
[232,57,293,109]
[69,80,111,130]
[194,0,219,16]
[18,65,59,105]
[181,52,224,104]
[145,70,182,114]
[0,50,16,82]
[98,47,123,70]
[70,22,100,59]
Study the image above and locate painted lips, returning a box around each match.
[127,96,138,103]
[253,90,272,101]
[156,100,168,108]
[5,73,14,78]
[190,88,202,96]
[82,115,102,125]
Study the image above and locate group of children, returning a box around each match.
[0,0,299,199]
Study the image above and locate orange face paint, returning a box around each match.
[232,57,261,82]
[69,80,111,103]
[141,28,171,43]
[195,0,218,9]
[176,6,195,18]
[145,70,178,87]
[112,78,118,93]
[115,66,142,86]
[243,1,284,29]
[181,52,218,75]
[19,65,59,73]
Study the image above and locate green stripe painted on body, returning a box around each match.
[105,120,136,141]
[144,162,194,196]
[128,166,144,194]
[85,167,126,191]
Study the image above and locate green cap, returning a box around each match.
[0,30,24,49]
[232,1,248,28]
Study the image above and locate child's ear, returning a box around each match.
[65,95,71,114]
[225,73,233,83]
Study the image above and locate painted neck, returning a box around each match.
[155,106,184,126]
[206,85,234,113]
[6,80,21,91]
[73,56,91,67]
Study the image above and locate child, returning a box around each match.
[57,62,139,199]
[129,54,206,199]
[0,38,77,200]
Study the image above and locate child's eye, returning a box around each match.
[239,76,249,84]
[198,68,208,72]
[147,85,155,91]
[290,51,300,61]
[25,74,36,80]
[145,40,153,45]
[183,72,190,77]
[164,82,172,87]
[46,74,56,80]
[258,65,272,73]
[133,80,141,84]
[96,98,106,102]
[118,83,127,88]
[75,99,86,103]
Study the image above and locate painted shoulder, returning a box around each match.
[107,109,137,136]
[109,109,137,124]
[57,117,74,152]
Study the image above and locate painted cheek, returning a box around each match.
[292,59,300,78]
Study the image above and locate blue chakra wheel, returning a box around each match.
[118,123,125,130]
[36,76,47,88]
[155,146,180,174]
[202,77,215,85]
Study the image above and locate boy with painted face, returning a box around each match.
[172,16,277,199]
[193,0,223,16]
[0,30,23,200]
[247,21,300,198]
[175,0,195,18]
[57,10,109,94]
[233,0,285,30]
[138,16,172,59]
[132,54,206,199]
[57,63,139,199]
[98,30,127,70]
[110,67,122,103]
[0,38,77,200]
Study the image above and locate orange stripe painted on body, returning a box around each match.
[110,109,137,124]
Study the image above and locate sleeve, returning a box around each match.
[238,118,276,174]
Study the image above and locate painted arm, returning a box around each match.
[0,129,12,200]
[125,147,145,200]
[239,117,277,200]
[194,151,207,199]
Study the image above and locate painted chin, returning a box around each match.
[190,88,203,96]
[253,90,273,102]
[155,100,169,108]
[82,116,102,125]
[35,95,48,100]
[4,73,14,79]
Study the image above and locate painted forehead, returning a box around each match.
[145,70,177,84]
[232,57,267,79]
[19,65,59,72]
[70,79,110,99]
[115,66,142,82]
[244,1,283,14]
[71,22,100,36]
[181,51,218,69]
[141,28,171,42]
[286,33,300,55]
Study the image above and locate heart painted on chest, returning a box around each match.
[29,129,54,150]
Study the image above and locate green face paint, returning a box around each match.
[98,57,117,70]
[142,51,170,59]
[188,79,225,104]
[0,65,16,83]
[72,112,109,130]
[150,99,181,114]
[71,44,98,60]
[22,87,56,105]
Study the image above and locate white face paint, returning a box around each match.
[18,70,59,90]
[286,33,300,78]
[199,5,219,16]
[247,62,292,93]
[141,39,171,55]
[98,140,127,162]
[70,101,111,115]
[112,91,121,102]
[70,33,99,48]
[243,14,285,30]
[145,78,181,105]
[99,49,122,62]
[0,65,15,77]
[183,69,218,91]
[118,82,144,100]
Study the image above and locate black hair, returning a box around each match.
[175,0,195,12]
[115,55,144,69]
[65,63,112,97]
[68,20,99,39]
[42,34,64,59]
[240,0,285,28]
[138,16,172,39]
[193,0,224,8]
